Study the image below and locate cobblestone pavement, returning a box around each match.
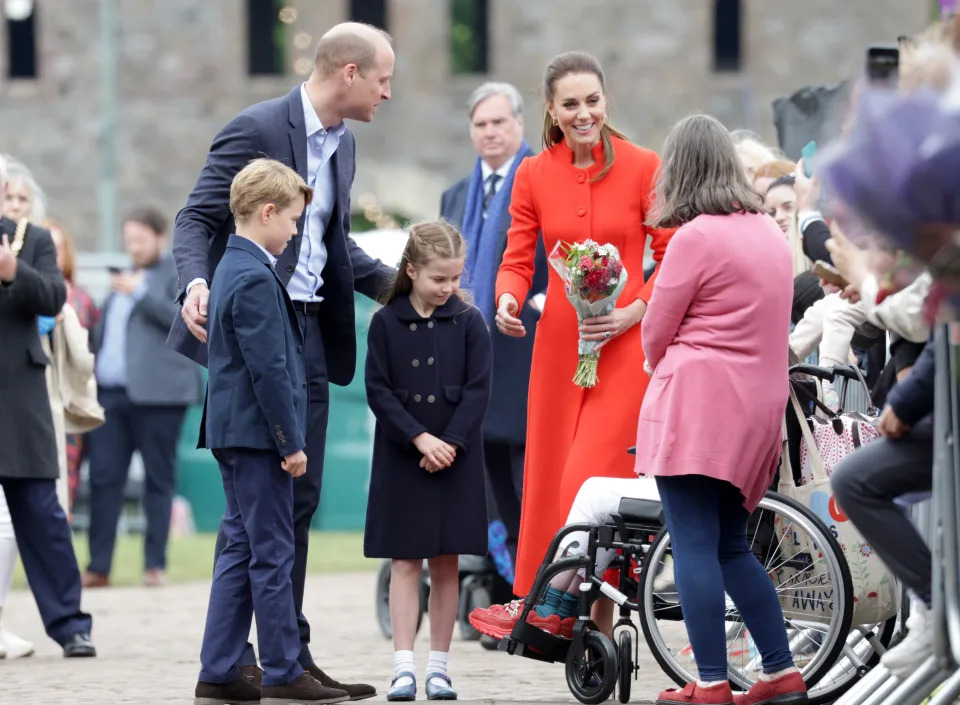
[2,571,675,704]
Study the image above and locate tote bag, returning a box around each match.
[777,386,900,626]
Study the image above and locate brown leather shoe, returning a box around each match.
[307,666,376,701]
[81,571,110,589]
[241,664,263,687]
[261,672,349,704]
[194,676,260,704]
[142,568,165,587]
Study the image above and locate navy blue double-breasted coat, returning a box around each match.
[363,295,492,559]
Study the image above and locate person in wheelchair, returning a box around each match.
[473,115,807,705]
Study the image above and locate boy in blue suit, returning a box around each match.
[195,159,342,704]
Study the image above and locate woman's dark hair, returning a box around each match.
[648,114,764,229]
[382,220,469,305]
[540,51,629,181]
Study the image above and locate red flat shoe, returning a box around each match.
[733,672,807,705]
[467,600,565,640]
[657,681,734,705]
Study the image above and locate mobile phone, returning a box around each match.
[107,266,123,275]
[800,141,817,178]
[867,44,899,85]
[812,260,850,289]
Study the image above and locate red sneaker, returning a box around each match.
[468,600,566,640]
[657,682,734,705]
[733,671,807,705]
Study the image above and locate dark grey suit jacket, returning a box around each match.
[440,147,547,445]
[94,253,203,406]
[167,84,394,385]
[0,217,65,480]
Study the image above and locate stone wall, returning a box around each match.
[0,0,930,251]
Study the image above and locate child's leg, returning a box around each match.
[789,294,829,361]
[390,558,421,688]
[819,298,867,368]
[227,449,302,688]
[198,450,258,685]
[426,554,459,653]
[426,554,459,689]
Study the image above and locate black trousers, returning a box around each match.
[831,416,934,605]
[1,477,92,644]
[86,387,187,574]
[218,309,329,670]
[484,440,524,582]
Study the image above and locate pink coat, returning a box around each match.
[635,212,793,511]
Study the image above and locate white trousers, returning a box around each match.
[0,488,18,608]
[789,293,867,369]
[555,476,661,575]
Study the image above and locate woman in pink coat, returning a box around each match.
[638,115,802,705]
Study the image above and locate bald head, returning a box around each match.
[314,22,393,77]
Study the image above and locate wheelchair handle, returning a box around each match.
[789,363,834,380]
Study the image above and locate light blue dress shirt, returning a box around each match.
[286,83,346,302]
[95,277,147,388]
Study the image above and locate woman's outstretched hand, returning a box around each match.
[495,294,526,338]
[580,299,648,350]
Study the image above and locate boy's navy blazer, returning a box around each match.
[168,84,394,382]
[204,235,307,455]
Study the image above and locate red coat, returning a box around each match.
[496,137,673,595]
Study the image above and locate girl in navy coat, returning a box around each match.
[364,220,492,701]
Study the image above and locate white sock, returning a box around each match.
[697,679,728,688]
[760,666,800,682]
[393,650,415,687]
[427,650,449,687]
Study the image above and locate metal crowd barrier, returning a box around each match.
[835,323,960,705]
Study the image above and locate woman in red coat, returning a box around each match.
[492,51,672,609]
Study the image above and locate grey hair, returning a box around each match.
[0,154,6,190]
[2,155,48,223]
[648,114,764,229]
[467,82,523,119]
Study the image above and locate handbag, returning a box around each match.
[778,384,900,625]
[54,304,105,434]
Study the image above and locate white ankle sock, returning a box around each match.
[393,650,415,687]
[427,650,449,687]
[760,666,800,682]
[697,679,727,688]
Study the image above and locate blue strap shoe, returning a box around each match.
[425,673,457,701]
[386,672,416,702]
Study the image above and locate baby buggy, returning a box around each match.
[478,363,899,704]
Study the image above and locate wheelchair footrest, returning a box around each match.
[500,618,570,663]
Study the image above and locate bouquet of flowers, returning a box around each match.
[548,240,628,388]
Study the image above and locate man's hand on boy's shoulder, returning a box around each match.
[282,450,307,477]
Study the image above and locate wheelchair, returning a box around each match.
[493,364,897,704]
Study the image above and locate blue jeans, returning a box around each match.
[656,474,794,682]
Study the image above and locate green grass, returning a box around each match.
[12,531,377,589]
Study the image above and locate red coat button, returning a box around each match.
[577,207,586,217]
[577,173,586,183]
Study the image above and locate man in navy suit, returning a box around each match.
[169,22,394,696]
[439,82,547,594]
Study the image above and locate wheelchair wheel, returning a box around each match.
[638,492,854,692]
[802,616,896,704]
[617,630,633,703]
[375,559,425,640]
[565,630,618,704]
